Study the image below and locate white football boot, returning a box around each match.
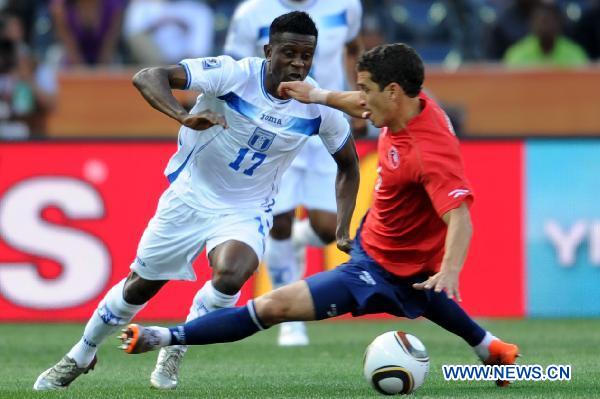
[33,355,97,390]
[150,345,187,389]
[278,321,309,347]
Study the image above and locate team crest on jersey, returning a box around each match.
[248,127,276,152]
[387,146,400,169]
[202,58,221,70]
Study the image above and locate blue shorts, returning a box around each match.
[305,237,434,320]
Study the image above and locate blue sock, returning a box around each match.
[423,291,486,346]
[169,300,266,345]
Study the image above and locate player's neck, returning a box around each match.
[388,97,422,133]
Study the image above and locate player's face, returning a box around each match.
[265,32,316,85]
[357,71,393,128]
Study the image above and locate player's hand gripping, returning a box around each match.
[278,81,322,104]
[180,110,227,131]
[412,268,462,302]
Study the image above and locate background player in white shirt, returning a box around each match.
[225,0,363,347]
[33,12,359,391]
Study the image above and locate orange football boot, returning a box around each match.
[484,339,520,387]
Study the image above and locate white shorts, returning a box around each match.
[272,137,338,215]
[130,189,272,281]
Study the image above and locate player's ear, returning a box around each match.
[387,82,403,101]
[264,44,272,60]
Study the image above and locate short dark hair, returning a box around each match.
[357,43,424,97]
[269,11,318,43]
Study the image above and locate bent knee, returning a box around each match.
[212,266,256,294]
[254,294,293,327]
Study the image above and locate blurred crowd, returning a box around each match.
[1,0,599,139]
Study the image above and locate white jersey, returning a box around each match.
[224,0,362,92]
[164,56,350,214]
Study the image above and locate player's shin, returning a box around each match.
[265,237,300,288]
[67,278,146,367]
[176,300,266,345]
[123,301,266,353]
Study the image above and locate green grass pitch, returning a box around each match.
[1,319,598,398]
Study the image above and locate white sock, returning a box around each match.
[473,331,497,361]
[265,237,299,289]
[292,219,326,248]
[186,280,240,321]
[67,279,146,367]
[151,326,172,347]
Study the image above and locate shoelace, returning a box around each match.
[159,350,184,377]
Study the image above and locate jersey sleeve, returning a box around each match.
[178,55,242,97]
[223,2,258,59]
[345,0,363,42]
[317,105,351,154]
[418,136,474,217]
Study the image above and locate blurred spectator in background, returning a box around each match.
[123,0,214,65]
[360,13,385,52]
[504,1,588,67]
[0,13,55,140]
[362,0,482,65]
[485,0,540,60]
[573,0,600,60]
[50,0,125,66]
[1,0,41,47]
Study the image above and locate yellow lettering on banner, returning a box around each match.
[254,150,380,297]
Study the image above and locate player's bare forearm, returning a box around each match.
[332,136,360,253]
[132,65,189,124]
[326,91,365,119]
[440,203,473,274]
[278,81,365,119]
[413,203,471,300]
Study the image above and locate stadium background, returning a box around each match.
[2,0,599,322]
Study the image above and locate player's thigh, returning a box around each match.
[271,166,304,215]
[254,280,316,326]
[132,189,207,281]
[302,169,337,213]
[206,211,271,276]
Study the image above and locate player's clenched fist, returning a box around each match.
[180,110,227,131]
[336,237,353,254]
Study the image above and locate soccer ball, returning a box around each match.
[363,331,430,395]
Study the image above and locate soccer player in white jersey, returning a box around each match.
[225,0,363,347]
[33,11,359,391]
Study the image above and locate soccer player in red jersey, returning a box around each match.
[121,44,519,385]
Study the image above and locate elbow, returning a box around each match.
[132,67,154,89]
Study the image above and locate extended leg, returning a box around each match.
[151,239,259,389]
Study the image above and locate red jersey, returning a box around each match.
[360,93,473,277]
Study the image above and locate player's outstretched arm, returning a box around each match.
[332,136,360,253]
[413,203,473,301]
[132,65,227,130]
[278,81,367,119]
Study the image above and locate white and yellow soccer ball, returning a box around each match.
[363,331,430,395]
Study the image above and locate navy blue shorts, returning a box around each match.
[305,237,434,320]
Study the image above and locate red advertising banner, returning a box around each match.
[0,141,523,321]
